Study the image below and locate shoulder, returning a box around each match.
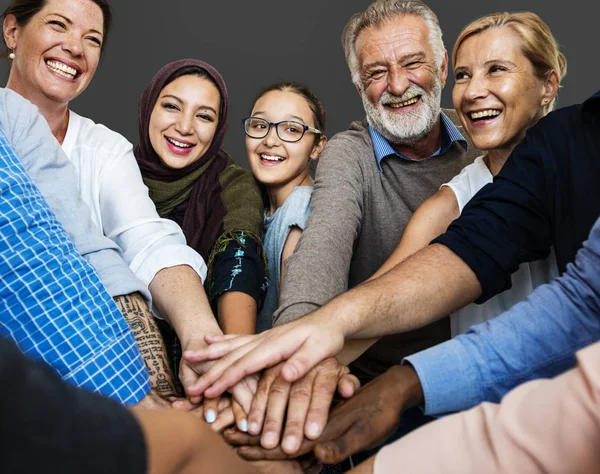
[316,119,375,176]
[274,187,313,233]
[0,89,42,139]
[284,186,312,219]
[68,111,134,157]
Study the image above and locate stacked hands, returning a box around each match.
[174,318,424,465]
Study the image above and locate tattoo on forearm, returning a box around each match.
[114,293,179,397]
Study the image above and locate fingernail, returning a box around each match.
[205,410,216,423]
[240,419,248,432]
[306,422,321,438]
[282,436,298,453]
[249,422,260,435]
[284,365,298,380]
[263,433,278,448]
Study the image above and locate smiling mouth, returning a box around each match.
[385,95,421,109]
[46,60,79,79]
[260,153,286,163]
[469,109,502,121]
[165,136,195,149]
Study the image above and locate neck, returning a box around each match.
[390,117,442,161]
[483,147,512,177]
[266,170,313,216]
[6,80,70,144]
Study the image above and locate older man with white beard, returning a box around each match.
[192,0,478,457]
[274,0,477,380]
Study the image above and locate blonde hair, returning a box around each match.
[342,0,445,88]
[452,12,567,113]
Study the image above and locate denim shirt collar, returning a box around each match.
[369,110,468,172]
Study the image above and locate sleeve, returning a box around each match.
[95,138,207,286]
[209,232,268,310]
[273,136,365,325]
[376,342,600,474]
[0,337,147,474]
[405,215,600,415]
[0,89,149,300]
[433,126,554,303]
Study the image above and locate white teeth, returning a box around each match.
[166,137,193,148]
[46,60,77,78]
[470,109,501,120]
[388,96,420,108]
[260,154,285,162]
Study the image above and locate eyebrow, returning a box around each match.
[363,52,427,70]
[161,95,218,114]
[253,111,308,123]
[49,13,103,37]
[483,59,517,68]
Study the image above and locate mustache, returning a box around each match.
[379,86,427,106]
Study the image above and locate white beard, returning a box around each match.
[362,79,442,146]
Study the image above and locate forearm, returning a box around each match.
[336,339,378,365]
[218,291,257,334]
[114,293,178,398]
[133,407,257,474]
[319,244,481,341]
[149,265,222,349]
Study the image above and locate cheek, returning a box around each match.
[365,82,384,104]
[199,123,218,147]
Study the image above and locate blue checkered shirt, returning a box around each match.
[369,111,468,172]
[0,130,150,405]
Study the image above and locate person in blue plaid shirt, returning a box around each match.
[0,88,151,405]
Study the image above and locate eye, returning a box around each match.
[196,113,214,122]
[162,103,180,111]
[370,70,386,79]
[85,36,102,47]
[455,71,469,81]
[48,19,67,30]
[489,64,508,74]
[252,122,267,130]
[404,61,422,69]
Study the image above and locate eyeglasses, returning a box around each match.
[243,117,321,143]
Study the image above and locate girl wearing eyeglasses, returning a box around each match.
[244,81,327,332]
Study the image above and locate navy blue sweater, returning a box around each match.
[435,90,600,303]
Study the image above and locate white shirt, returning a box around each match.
[443,156,559,336]
[61,110,207,288]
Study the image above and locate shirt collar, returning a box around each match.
[369,111,468,172]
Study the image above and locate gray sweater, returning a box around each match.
[274,112,479,379]
[0,88,147,300]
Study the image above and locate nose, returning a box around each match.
[263,123,280,147]
[463,73,489,102]
[387,66,410,97]
[175,113,194,135]
[62,33,83,57]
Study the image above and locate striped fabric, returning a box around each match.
[0,130,150,405]
[369,111,468,172]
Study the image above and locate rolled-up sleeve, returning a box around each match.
[433,128,554,303]
[96,142,207,286]
[407,215,600,415]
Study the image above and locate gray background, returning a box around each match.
[1,0,598,167]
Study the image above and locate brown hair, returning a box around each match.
[2,0,112,56]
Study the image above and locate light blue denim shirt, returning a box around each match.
[405,214,600,415]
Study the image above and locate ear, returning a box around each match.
[439,50,449,88]
[3,14,19,51]
[309,135,327,160]
[541,71,559,108]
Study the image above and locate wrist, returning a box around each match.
[385,364,424,410]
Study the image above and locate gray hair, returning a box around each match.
[342,0,446,88]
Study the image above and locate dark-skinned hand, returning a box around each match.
[224,364,424,465]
